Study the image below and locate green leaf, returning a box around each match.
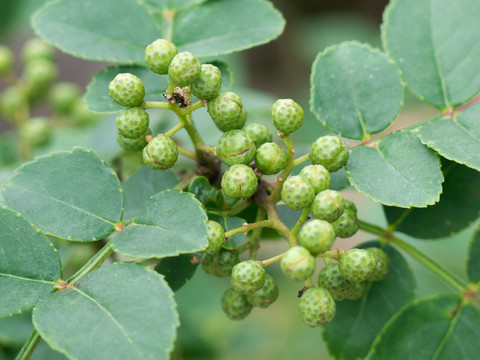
[122,166,178,220]
[0,133,19,167]
[140,0,206,13]
[154,253,200,292]
[2,148,123,241]
[467,225,480,283]
[323,241,416,360]
[416,103,480,171]
[382,0,480,109]
[112,190,208,258]
[0,207,61,318]
[384,159,480,239]
[32,0,160,64]
[310,41,404,140]
[188,176,212,205]
[346,130,443,207]
[32,262,178,360]
[210,215,246,249]
[367,295,480,359]
[0,313,32,347]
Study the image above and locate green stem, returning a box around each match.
[258,252,285,267]
[291,207,310,236]
[179,100,205,116]
[224,220,274,238]
[176,145,196,159]
[67,242,114,285]
[164,122,185,137]
[162,10,175,42]
[292,153,310,167]
[173,172,196,190]
[15,329,40,360]
[236,242,253,254]
[263,201,296,247]
[144,101,171,110]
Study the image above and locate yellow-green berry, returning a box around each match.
[117,129,151,152]
[271,99,304,134]
[367,247,390,281]
[202,249,239,277]
[246,273,279,308]
[109,73,145,107]
[254,142,288,175]
[22,38,54,63]
[20,117,51,147]
[346,281,366,300]
[318,263,353,293]
[115,107,150,139]
[217,130,256,166]
[281,175,315,210]
[221,288,252,320]
[23,58,58,97]
[142,135,178,170]
[191,64,222,100]
[332,209,359,238]
[0,45,14,75]
[243,122,272,148]
[231,260,266,294]
[298,287,336,327]
[281,246,315,282]
[298,219,335,255]
[299,164,331,194]
[310,135,349,172]
[145,39,178,75]
[344,199,357,214]
[208,92,245,132]
[72,99,100,126]
[49,82,81,115]
[168,52,201,87]
[1,86,26,123]
[205,220,225,254]
[311,189,344,223]
[221,164,258,199]
[339,249,376,282]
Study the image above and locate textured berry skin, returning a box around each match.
[20,117,51,147]
[0,45,14,75]
[117,129,151,151]
[109,73,145,107]
[49,82,81,114]
[202,249,239,277]
[318,263,353,293]
[191,64,222,100]
[298,287,336,327]
[332,209,359,238]
[221,164,258,199]
[221,288,252,320]
[22,38,54,62]
[243,122,272,148]
[310,135,349,172]
[23,59,58,96]
[343,199,358,214]
[145,39,178,75]
[311,189,344,223]
[255,142,288,175]
[299,165,331,194]
[115,107,150,139]
[298,219,335,255]
[208,92,244,132]
[246,273,279,308]
[281,246,315,281]
[217,130,256,166]
[142,135,178,170]
[281,175,315,210]
[367,247,390,281]
[168,52,201,87]
[346,281,366,300]
[339,249,376,282]
[231,260,266,294]
[271,99,304,134]
[205,220,225,255]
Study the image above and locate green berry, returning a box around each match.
[299,165,331,194]
[202,249,239,277]
[367,247,390,281]
[1,86,26,123]
[72,99,100,126]
[217,130,256,166]
[346,281,366,300]
[0,45,14,75]
[22,38,54,63]
[281,246,315,281]
[221,164,258,199]
[115,107,150,139]
[205,220,225,254]
[145,39,178,75]
[49,82,81,115]
[231,260,266,294]
[254,142,288,175]
[243,122,272,148]
[271,99,304,134]
[208,92,245,132]
[143,135,178,170]
[246,273,279,308]
[298,219,335,256]
[310,135,349,172]
[343,199,357,214]
[168,52,201,87]
[298,287,336,327]
[20,117,51,147]
[339,249,376,282]
[117,129,151,152]
[318,263,353,293]
[23,58,58,96]
[281,175,315,210]
[311,189,344,223]
[109,73,145,107]
[191,64,222,100]
[221,288,252,320]
[332,209,359,238]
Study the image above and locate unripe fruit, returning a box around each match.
[0,45,14,75]
[207,92,245,132]
[117,129,151,151]
[343,199,357,214]
[243,122,272,148]
[246,273,279,308]
[310,135,349,172]
[142,135,178,170]
[1,86,26,122]
[191,64,222,100]
[49,82,81,114]
[109,73,145,107]
[20,117,51,147]
[23,59,58,96]
[221,288,252,320]
[145,39,178,75]
[72,99,100,126]
[311,189,344,223]
[254,142,288,175]
[298,287,336,327]
[205,220,225,255]
[216,130,256,166]
[367,247,390,281]
[281,175,315,210]
[168,52,201,87]
[231,260,266,294]
[271,99,304,134]
[339,249,376,282]
[332,209,359,238]
[346,281,366,300]
[115,107,150,139]
[298,219,335,255]
[299,164,331,194]
[281,246,315,281]
[22,38,54,63]
[317,263,353,293]
[202,249,239,277]
[221,164,258,199]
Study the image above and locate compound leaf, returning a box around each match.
[154,253,200,292]
[33,262,178,360]
[2,148,123,241]
[467,226,480,283]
